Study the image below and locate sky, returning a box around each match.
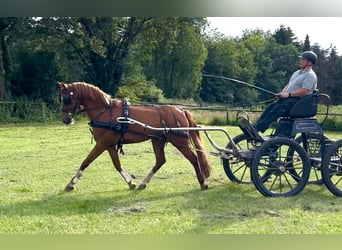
[207,17,342,53]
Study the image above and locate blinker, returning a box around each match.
[62,91,74,105]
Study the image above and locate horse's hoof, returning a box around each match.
[201,184,209,190]
[138,183,147,190]
[129,182,136,190]
[64,185,74,192]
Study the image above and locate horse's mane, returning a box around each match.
[71,82,116,107]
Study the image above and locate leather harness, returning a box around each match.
[88,99,190,153]
[88,98,130,153]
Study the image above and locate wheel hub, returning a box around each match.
[278,165,286,173]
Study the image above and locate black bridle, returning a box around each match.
[60,87,81,124]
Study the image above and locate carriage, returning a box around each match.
[118,92,340,197]
[58,81,342,197]
[221,92,333,197]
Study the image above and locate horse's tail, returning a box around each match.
[184,109,211,178]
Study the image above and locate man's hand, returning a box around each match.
[275,92,290,98]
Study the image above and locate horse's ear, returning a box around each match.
[58,81,67,90]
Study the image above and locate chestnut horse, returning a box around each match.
[58,82,211,191]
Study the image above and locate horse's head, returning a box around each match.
[58,82,81,125]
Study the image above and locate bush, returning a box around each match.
[0,102,13,122]
[319,104,342,131]
[117,77,165,104]
[0,97,57,123]
[322,117,342,131]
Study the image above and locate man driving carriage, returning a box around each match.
[252,50,318,133]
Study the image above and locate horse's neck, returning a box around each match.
[83,98,120,121]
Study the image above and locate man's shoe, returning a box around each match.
[238,117,264,142]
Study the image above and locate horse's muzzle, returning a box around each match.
[63,113,75,125]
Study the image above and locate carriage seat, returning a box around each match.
[275,93,323,137]
[288,93,319,118]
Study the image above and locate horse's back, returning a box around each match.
[130,105,191,128]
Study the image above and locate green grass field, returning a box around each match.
[1,121,342,234]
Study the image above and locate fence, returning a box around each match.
[1,100,342,128]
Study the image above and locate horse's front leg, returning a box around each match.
[107,147,136,190]
[65,143,106,192]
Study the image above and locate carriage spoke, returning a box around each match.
[268,175,278,192]
[232,163,248,179]
[282,173,294,190]
[333,177,342,186]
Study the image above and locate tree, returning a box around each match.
[268,39,300,84]
[2,17,342,111]
[241,32,276,101]
[142,17,208,99]
[0,17,18,100]
[311,45,329,95]
[33,17,153,95]
[200,35,258,105]
[2,17,208,104]
[241,30,300,102]
[11,49,60,103]
[6,17,83,104]
[318,46,342,104]
[302,34,311,51]
[273,25,298,46]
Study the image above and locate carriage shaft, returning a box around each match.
[117,116,238,156]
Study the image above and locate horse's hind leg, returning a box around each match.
[173,141,208,190]
[139,140,166,190]
[107,147,136,190]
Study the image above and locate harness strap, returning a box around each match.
[152,105,190,139]
[116,98,130,154]
[88,98,130,154]
[88,100,122,131]
[89,120,122,131]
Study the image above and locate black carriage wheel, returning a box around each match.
[222,134,252,184]
[321,139,342,197]
[251,137,310,197]
[289,133,330,185]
